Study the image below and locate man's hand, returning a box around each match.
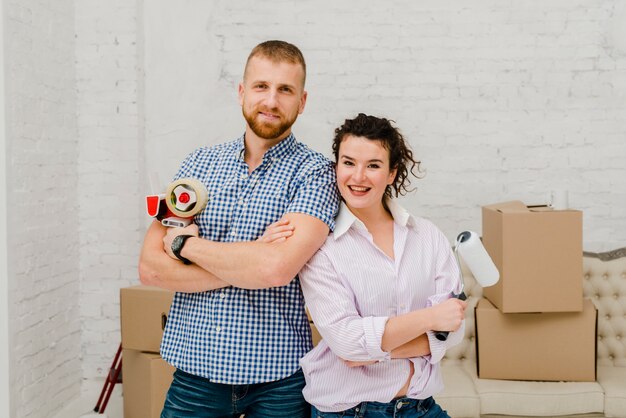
[257,218,295,244]
[163,224,199,260]
[428,298,467,332]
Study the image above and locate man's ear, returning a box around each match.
[298,90,308,114]
[238,83,245,106]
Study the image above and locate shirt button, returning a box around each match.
[238,199,244,205]
[216,326,222,332]
[219,292,226,299]
[240,174,247,180]
[231,230,236,236]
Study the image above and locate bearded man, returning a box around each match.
[139,40,339,417]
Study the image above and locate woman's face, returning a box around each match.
[335,135,396,212]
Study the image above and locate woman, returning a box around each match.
[262,113,466,417]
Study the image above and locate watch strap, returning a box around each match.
[172,234,194,265]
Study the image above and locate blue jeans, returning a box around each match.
[161,368,308,418]
[311,397,449,418]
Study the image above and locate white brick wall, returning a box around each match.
[144,0,626,253]
[4,0,625,415]
[1,3,12,416]
[4,0,80,417]
[75,0,142,384]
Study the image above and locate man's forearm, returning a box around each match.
[181,237,298,289]
[139,222,229,293]
[177,213,329,290]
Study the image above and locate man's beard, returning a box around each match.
[242,106,297,140]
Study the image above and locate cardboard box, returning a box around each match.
[122,349,175,418]
[310,322,322,347]
[475,298,597,382]
[121,285,174,352]
[306,307,322,346]
[482,201,583,313]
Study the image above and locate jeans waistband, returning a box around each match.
[353,396,433,414]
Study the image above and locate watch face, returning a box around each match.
[171,234,192,265]
[172,235,185,254]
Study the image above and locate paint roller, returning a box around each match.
[434,231,499,341]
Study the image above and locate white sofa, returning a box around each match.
[437,248,626,418]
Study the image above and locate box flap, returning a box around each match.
[483,200,529,213]
[476,298,496,311]
[125,284,169,293]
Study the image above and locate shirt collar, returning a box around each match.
[333,198,416,239]
[233,133,296,162]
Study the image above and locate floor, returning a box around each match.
[52,379,123,418]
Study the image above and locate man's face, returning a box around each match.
[239,56,307,142]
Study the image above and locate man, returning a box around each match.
[139,40,339,417]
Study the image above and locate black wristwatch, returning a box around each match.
[171,234,194,265]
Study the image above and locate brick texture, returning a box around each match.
[75,0,142,384]
[4,1,626,416]
[4,0,80,417]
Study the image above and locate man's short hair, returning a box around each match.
[244,40,306,87]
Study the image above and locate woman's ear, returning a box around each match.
[388,168,397,185]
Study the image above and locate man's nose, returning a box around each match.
[264,89,279,108]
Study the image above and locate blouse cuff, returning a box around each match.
[425,330,447,363]
[362,315,391,361]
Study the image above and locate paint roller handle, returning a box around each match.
[433,291,467,341]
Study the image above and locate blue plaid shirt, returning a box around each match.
[160,133,339,384]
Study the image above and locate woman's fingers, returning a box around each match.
[258,218,294,243]
[258,229,293,243]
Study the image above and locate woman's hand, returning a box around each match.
[429,298,467,332]
[257,218,295,244]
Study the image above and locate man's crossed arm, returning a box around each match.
[138,212,329,292]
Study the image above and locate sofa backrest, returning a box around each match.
[583,248,626,367]
[442,248,626,367]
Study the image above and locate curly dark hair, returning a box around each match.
[332,113,423,199]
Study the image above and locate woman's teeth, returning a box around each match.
[350,186,369,192]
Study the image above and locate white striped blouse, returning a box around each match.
[299,200,464,412]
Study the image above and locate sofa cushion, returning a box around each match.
[437,364,480,418]
[465,363,604,416]
[597,366,626,418]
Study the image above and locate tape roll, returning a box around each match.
[165,178,208,218]
[456,231,499,288]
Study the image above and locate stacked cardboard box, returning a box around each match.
[476,201,597,382]
[120,285,175,418]
[306,308,322,346]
